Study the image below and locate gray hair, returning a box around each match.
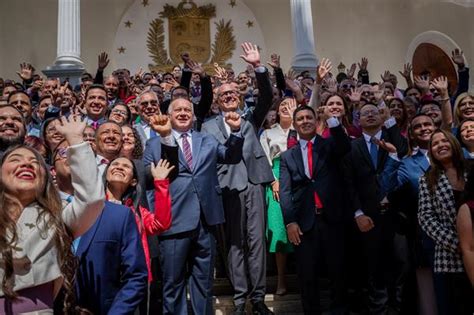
[136,90,158,106]
[167,98,195,116]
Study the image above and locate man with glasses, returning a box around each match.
[344,103,407,313]
[134,90,161,146]
[420,99,443,128]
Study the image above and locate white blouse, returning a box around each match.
[259,123,291,166]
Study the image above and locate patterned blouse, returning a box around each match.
[418,172,464,273]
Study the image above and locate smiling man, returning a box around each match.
[95,121,123,177]
[0,105,26,158]
[84,84,108,128]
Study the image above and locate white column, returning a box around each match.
[290,0,318,72]
[55,0,83,66]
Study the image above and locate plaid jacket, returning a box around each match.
[418,173,464,273]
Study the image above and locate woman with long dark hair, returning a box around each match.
[0,116,104,314]
[418,129,473,314]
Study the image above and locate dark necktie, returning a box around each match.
[307,141,323,210]
[370,137,378,169]
[181,133,193,169]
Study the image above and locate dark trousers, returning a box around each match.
[222,183,267,305]
[294,218,346,315]
[158,221,216,315]
[361,212,396,315]
[444,272,474,315]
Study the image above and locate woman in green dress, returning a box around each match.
[260,97,296,295]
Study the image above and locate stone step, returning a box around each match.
[214,293,304,315]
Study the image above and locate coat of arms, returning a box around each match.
[147,0,236,72]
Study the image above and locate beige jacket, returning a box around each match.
[0,142,105,296]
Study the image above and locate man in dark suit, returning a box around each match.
[143,98,243,315]
[343,103,408,314]
[279,105,351,314]
[201,42,275,315]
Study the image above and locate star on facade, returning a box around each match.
[229,0,236,8]
[118,46,126,54]
[124,20,132,28]
[141,0,149,7]
[246,20,254,28]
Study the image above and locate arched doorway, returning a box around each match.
[406,31,466,95]
[412,43,458,95]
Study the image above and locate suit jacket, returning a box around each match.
[143,132,243,236]
[343,124,408,219]
[75,202,148,315]
[201,68,274,190]
[279,125,351,232]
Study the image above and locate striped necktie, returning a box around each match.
[181,133,193,169]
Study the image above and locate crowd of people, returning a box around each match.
[0,40,473,315]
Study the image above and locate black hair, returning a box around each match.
[292,105,316,121]
[7,90,31,106]
[84,84,107,99]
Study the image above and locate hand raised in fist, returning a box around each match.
[150,114,172,136]
[224,112,242,131]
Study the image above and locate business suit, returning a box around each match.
[201,67,274,306]
[280,124,351,314]
[75,201,148,315]
[143,131,243,315]
[343,123,408,314]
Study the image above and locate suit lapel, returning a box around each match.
[216,116,228,139]
[191,131,202,171]
[291,144,306,178]
[312,136,323,176]
[413,151,430,172]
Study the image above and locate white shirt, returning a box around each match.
[299,137,317,179]
[171,129,193,155]
[362,130,382,153]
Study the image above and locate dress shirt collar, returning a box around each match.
[59,191,73,203]
[363,130,382,144]
[171,129,192,140]
[299,136,316,149]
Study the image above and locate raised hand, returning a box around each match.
[372,84,384,103]
[213,63,229,82]
[324,77,337,94]
[16,62,35,81]
[239,42,261,67]
[431,76,449,98]
[97,52,110,71]
[224,112,242,131]
[316,58,332,84]
[151,159,175,180]
[284,97,297,118]
[285,78,302,94]
[373,138,397,154]
[187,59,205,76]
[287,68,297,81]
[348,86,362,103]
[414,75,430,92]
[347,63,357,79]
[267,53,281,69]
[398,63,412,79]
[56,115,87,145]
[451,49,465,68]
[181,52,191,65]
[358,57,368,71]
[380,70,391,82]
[150,114,171,137]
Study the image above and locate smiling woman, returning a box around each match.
[0,116,104,314]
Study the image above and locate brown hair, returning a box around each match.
[0,145,78,313]
[453,92,474,127]
[426,129,465,193]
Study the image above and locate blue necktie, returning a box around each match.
[370,137,378,169]
[150,128,157,138]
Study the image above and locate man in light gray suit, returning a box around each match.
[201,42,275,315]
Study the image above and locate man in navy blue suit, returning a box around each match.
[143,98,243,315]
[53,135,148,314]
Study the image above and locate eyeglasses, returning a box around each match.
[459,101,474,110]
[360,110,380,117]
[140,100,158,107]
[421,106,440,113]
[54,147,68,162]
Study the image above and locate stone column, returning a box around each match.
[290,0,318,73]
[43,0,84,86]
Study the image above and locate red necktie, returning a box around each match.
[307,141,323,210]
